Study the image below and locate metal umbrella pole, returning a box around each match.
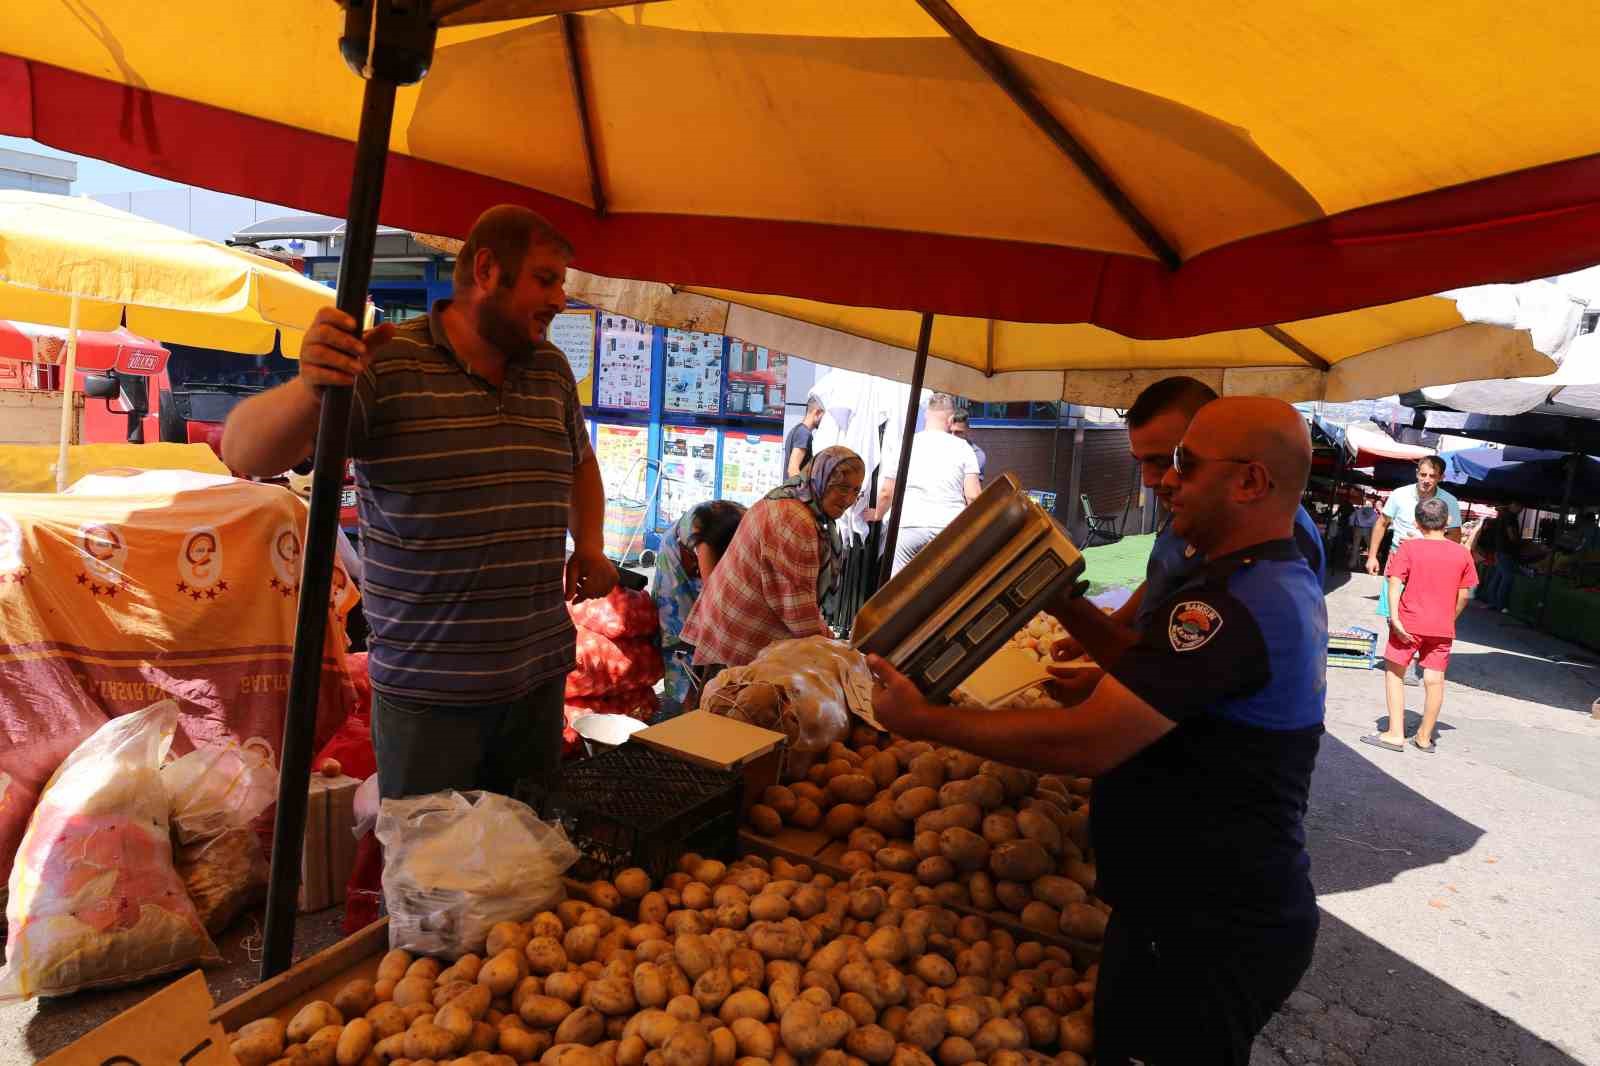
[261,0,438,980]
[878,312,934,588]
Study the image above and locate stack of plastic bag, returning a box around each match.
[564,587,663,730]
[0,701,220,999]
[701,636,872,776]
[162,738,278,936]
[376,790,577,958]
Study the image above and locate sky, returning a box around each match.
[1,135,184,196]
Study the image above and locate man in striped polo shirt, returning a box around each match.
[224,206,615,799]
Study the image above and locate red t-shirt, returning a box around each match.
[1388,538,1479,638]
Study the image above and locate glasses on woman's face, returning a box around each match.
[828,484,864,503]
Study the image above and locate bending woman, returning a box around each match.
[682,445,865,673]
[654,499,747,717]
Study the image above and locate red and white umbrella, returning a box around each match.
[0,320,170,376]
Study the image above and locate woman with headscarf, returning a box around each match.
[654,499,747,717]
[682,445,866,675]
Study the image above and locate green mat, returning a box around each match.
[1080,532,1155,595]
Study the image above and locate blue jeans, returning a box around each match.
[1484,555,1519,610]
[371,674,567,800]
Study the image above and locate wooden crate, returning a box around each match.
[0,389,81,445]
[210,919,390,1033]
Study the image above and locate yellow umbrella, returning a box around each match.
[0,191,335,489]
[564,272,1559,407]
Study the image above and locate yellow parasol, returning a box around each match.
[0,192,336,489]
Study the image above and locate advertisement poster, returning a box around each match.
[724,339,789,418]
[720,432,785,507]
[597,313,653,410]
[658,424,719,528]
[595,422,651,561]
[663,329,723,414]
[548,309,596,406]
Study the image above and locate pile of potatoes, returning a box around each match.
[744,732,1110,947]
[227,854,1096,1066]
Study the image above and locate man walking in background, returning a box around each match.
[785,395,825,477]
[1363,498,1477,754]
[224,205,616,800]
[949,408,987,482]
[1347,494,1379,570]
[876,392,981,574]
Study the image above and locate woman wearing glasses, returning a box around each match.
[681,445,866,678]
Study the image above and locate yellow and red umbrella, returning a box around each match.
[2,2,1599,335]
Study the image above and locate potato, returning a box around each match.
[746,804,784,837]
[500,1025,547,1061]
[971,1019,1025,1057]
[788,799,823,830]
[992,881,1031,914]
[404,1022,461,1060]
[544,1044,607,1066]
[934,829,989,873]
[874,846,918,874]
[911,956,955,989]
[299,1025,341,1066]
[438,1001,479,1042]
[941,1005,980,1041]
[826,774,878,806]
[230,1018,287,1066]
[907,753,946,788]
[892,787,939,822]
[546,971,590,1005]
[862,801,910,839]
[557,1006,607,1046]
[585,977,638,1016]
[727,1018,775,1060]
[932,1036,976,1066]
[1017,1006,1056,1050]
[718,987,772,1024]
[378,949,415,983]
[522,994,576,1029]
[434,980,473,1010]
[564,926,602,966]
[915,857,955,886]
[988,841,1052,884]
[842,1025,895,1065]
[451,985,494,1021]
[889,1045,936,1066]
[937,778,1002,812]
[941,750,985,781]
[1019,902,1059,935]
[979,813,1019,847]
[788,884,825,919]
[288,1002,344,1044]
[1013,810,1062,855]
[747,893,791,923]
[963,874,997,913]
[748,921,805,960]
[822,804,863,840]
[1058,903,1108,942]
[486,921,531,958]
[759,785,798,820]
[661,1021,714,1066]
[900,1004,946,1052]
[632,891,669,926]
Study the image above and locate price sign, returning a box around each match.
[40,971,233,1066]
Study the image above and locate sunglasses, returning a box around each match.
[1171,444,1254,480]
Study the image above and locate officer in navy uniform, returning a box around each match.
[867,396,1326,1066]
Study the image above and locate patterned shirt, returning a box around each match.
[681,498,828,667]
[350,302,592,704]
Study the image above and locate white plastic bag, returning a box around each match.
[0,701,220,1000]
[702,637,871,773]
[375,791,577,958]
[162,737,278,845]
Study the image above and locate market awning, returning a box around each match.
[1342,421,1433,469]
[0,320,169,376]
[4,3,1600,335]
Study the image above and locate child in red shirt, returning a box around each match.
[1364,497,1477,754]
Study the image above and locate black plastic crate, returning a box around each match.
[518,745,742,884]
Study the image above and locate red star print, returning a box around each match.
[89,582,103,596]
[217,580,229,592]
[269,577,281,591]
[104,585,117,599]
[177,580,189,593]
[205,588,219,600]
[190,590,204,601]
[77,573,89,585]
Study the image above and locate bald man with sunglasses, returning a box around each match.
[869,397,1327,1066]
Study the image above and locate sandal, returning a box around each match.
[1360,734,1405,753]
[1411,737,1437,754]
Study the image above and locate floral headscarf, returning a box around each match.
[764,445,864,603]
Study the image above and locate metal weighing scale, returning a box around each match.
[852,474,1085,702]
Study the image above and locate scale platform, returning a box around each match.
[853,474,1084,702]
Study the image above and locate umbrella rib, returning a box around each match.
[1260,324,1332,372]
[913,0,1180,271]
[560,12,607,216]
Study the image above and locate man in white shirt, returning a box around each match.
[1367,455,1461,619]
[876,393,981,575]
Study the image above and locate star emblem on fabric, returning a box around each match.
[217,580,229,592]
[177,580,190,593]
[190,589,204,601]
[205,588,218,600]
[77,573,89,585]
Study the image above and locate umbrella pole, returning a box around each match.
[1539,453,1578,629]
[262,0,437,980]
[54,295,80,492]
[878,312,933,588]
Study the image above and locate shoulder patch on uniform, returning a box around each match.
[1168,599,1223,652]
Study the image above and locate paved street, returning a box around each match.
[1254,571,1600,1065]
[4,573,1598,1063]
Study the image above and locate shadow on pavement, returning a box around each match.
[1304,734,1483,896]
[1366,712,1457,737]
[1256,909,1583,1065]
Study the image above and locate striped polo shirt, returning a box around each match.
[350,302,592,705]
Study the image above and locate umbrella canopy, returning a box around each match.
[3,3,1599,336]
[0,192,333,357]
[1421,332,1600,420]
[0,321,168,375]
[1373,446,1600,507]
[562,269,1558,406]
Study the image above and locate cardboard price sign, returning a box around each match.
[41,971,233,1066]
